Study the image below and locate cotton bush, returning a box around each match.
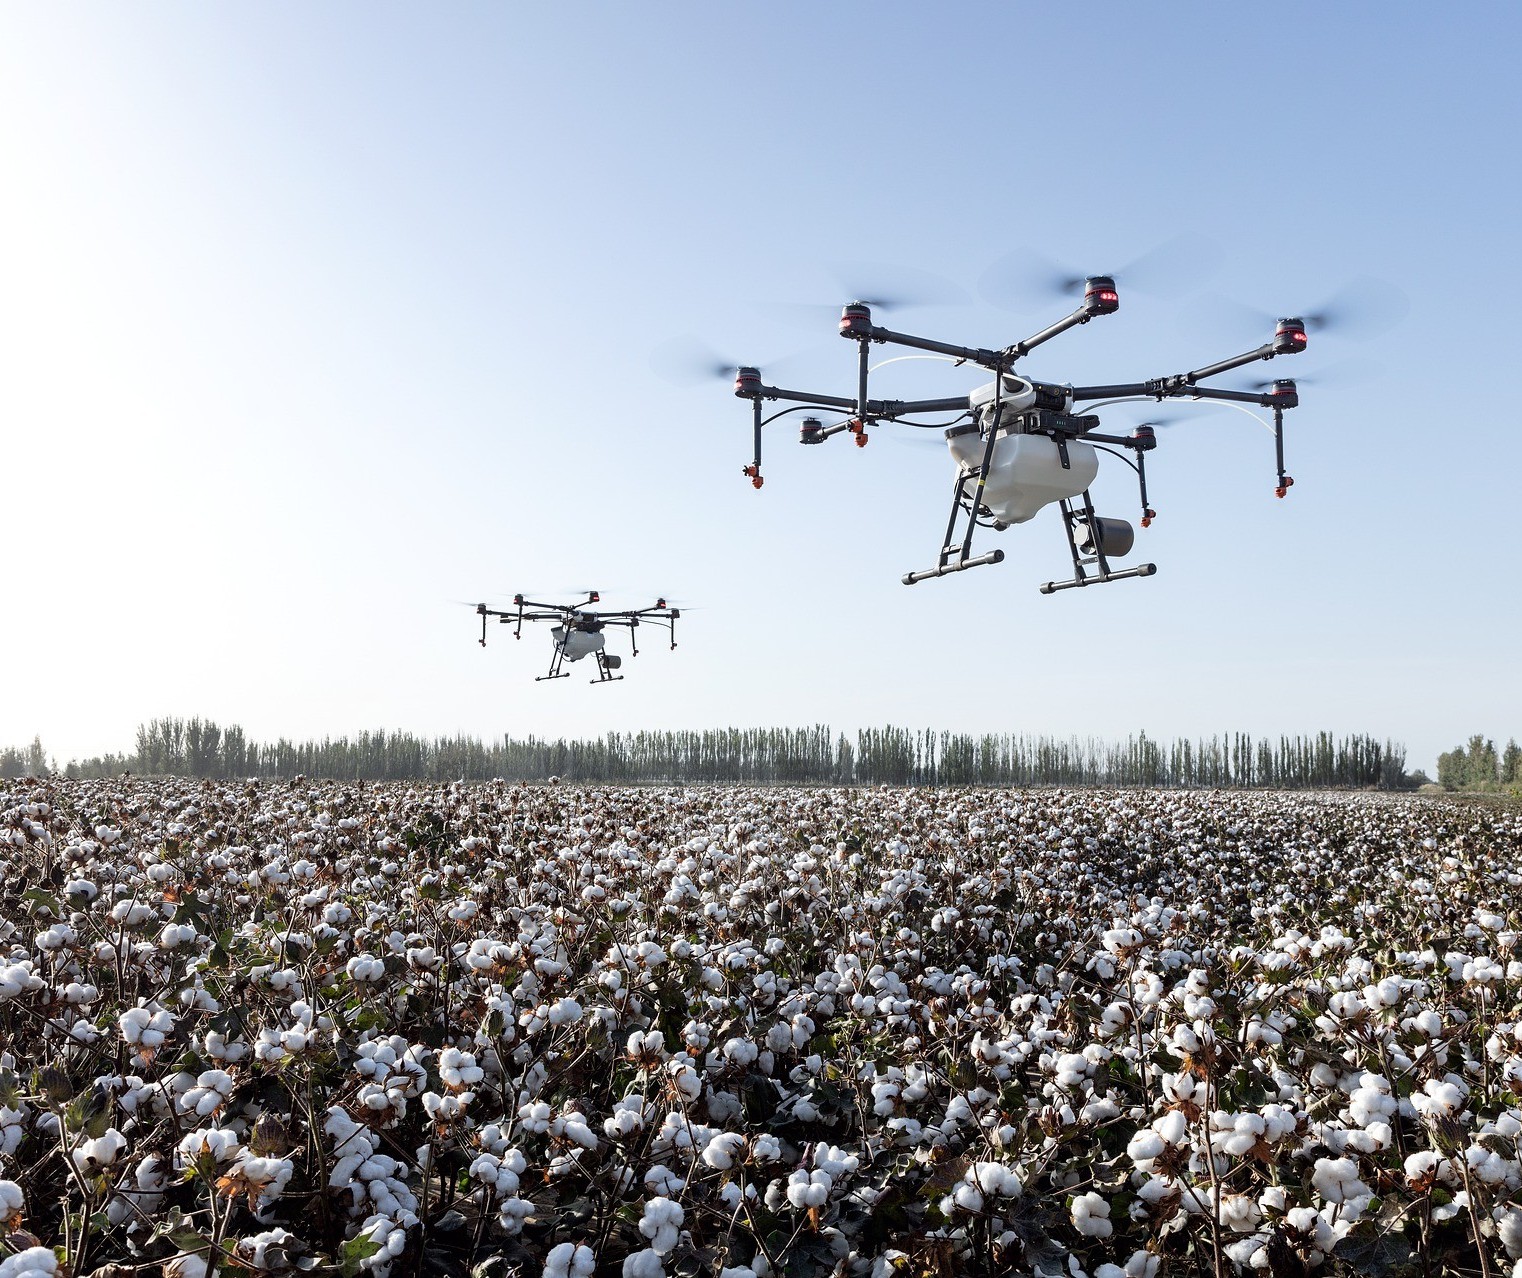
[0,777,1520,1274]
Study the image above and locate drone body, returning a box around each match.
[475,593,679,684]
[551,622,607,664]
[952,378,1099,524]
[735,276,1306,592]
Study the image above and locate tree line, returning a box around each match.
[1435,735,1522,792]
[19,717,1418,790]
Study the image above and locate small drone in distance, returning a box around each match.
[475,593,680,684]
[732,273,1313,593]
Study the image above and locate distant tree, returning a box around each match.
[25,736,48,777]
[1437,746,1466,791]
[1502,739,1521,785]
[1466,735,1500,788]
[1437,735,1505,790]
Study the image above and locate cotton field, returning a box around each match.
[1,780,1521,1278]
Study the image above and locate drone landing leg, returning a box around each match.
[592,651,624,684]
[1039,493,1158,595]
[902,471,1005,585]
[536,640,571,682]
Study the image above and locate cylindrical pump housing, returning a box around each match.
[1076,517,1135,558]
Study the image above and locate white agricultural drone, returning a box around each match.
[733,275,1312,593]
[475,593,679,684]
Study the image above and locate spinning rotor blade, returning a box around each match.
[1238,356,1383,391]
[830,261,969,312]
[979,235,1222,311]
[649,337,739,384]
[1300,277,1409,337]
[1116,405,1229,431]
[1198,276,1408,343]
[758,263,967,331]
[650,336,813,387]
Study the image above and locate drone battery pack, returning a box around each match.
[946,431,1098,524]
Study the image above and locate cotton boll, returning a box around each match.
[1071,1190,1113,1237]
[786,1169,832,1209]
[543,1243,596,1278]
[72,1128,127,1172]
[0,1247,59,1278]
[1311,1157,1370,1205]
[622,1251,664,1278]
[638,1197,685,1256]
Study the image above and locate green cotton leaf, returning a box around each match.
[1332,1222,1418,1278]
[339,1233,383,1278]
[174,893,210,925]
[169,1227,208,1254]
[21,888,61,917]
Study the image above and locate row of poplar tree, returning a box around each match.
[1435,735,1522,791]
[23,717,1414,789]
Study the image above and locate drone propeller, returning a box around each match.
[758,263,968,331]
[1300,277,1409,336]
[650,336,817,388]
[1199,276,1408,343]
[650,337,775,385]
[1236,356,1383,392]
[978,234,1223,311]
[830,262,970,312]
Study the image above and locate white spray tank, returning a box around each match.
[551,624,606,662]
[948,376,1097,524]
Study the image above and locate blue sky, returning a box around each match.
[3,3,1519,772]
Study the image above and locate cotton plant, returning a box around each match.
[4,780,1522,1274]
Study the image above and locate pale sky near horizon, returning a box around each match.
[3,3,1519,774]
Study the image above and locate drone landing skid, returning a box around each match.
[903,549,1004,585]
[1039,494,1157,595]
[903,467,1010,586]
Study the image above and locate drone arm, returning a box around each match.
[739,377,970,480]
[843,297,1114,369]
[854,324,1004,369]
[1070,369,1293,408]
[1073,320,1308,402]
[739,381,861,410]
[806,397,970,442]
[1182,385,1282,406]
[1001,304,1100,362]
[1069,382,1154,401]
